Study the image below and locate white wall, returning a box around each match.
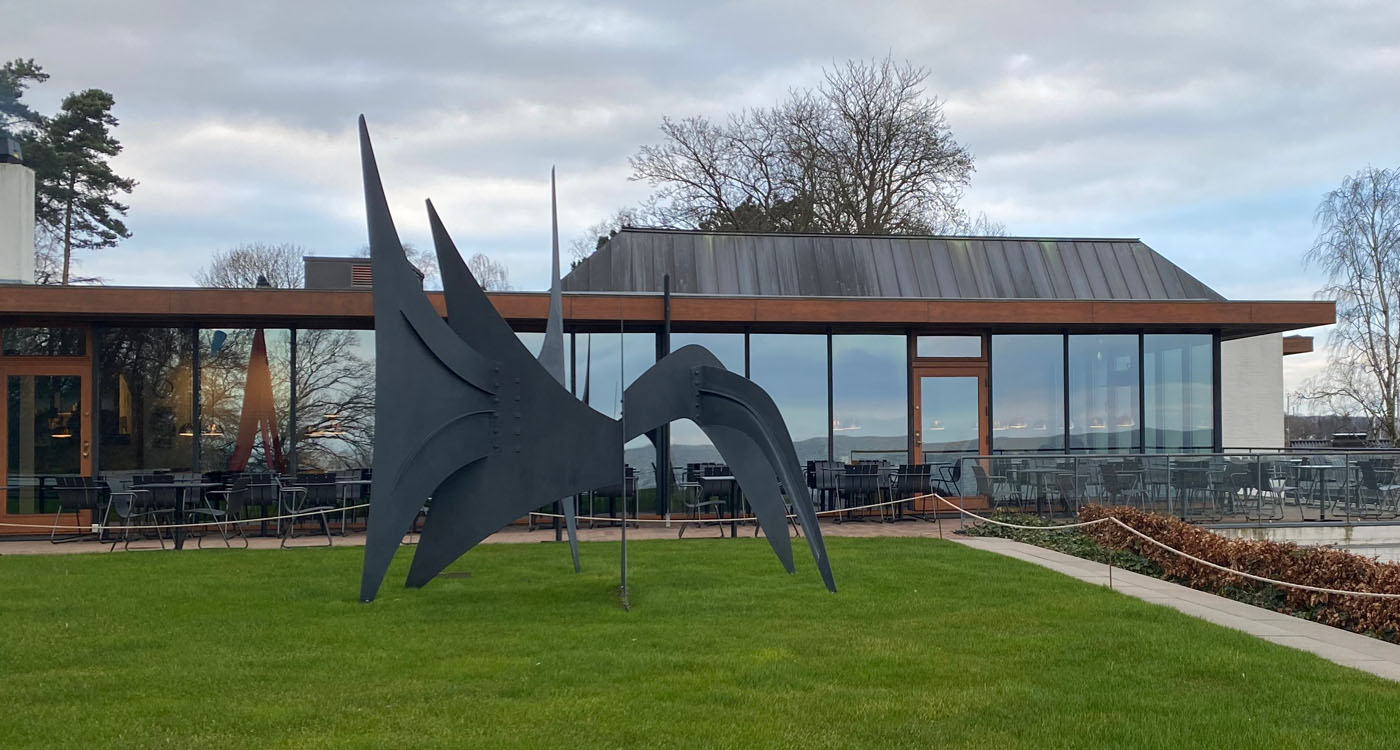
[1220,333,1284,449]
[0,163,36,284]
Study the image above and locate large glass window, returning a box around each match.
[833,335,908,463]
[294,330,376,470]
[3,327,86,356]
[991,335,1064,452]
[916,336,981,358]
[1069,335,1139,452]
[98,328,195,477]
[198,328,292,473]
[7,374,84,514]
[582,332,657,489]
[750,334,829,464]
[668,333,745,467]
[1144,334,1213,452]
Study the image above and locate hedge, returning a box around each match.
[1080,505,1400,642]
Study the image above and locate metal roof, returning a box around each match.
[562,228,1225,301]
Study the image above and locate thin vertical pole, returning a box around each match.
[657,274,671,517]
[191,327,202,474]
[288,328,298,475]
[826,329,834,463]
[619,310,629,611]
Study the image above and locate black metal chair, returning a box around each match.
[891,464,932,520]
[50,476,105,543]
[678,464,728,538]
[193,474,250,548]
[280,474,334,547]
[107,477,173,551]
[841,463,885,522]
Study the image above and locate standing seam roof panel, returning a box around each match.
[1072,242,1113,298]
[1109,242,1151,299]
[1129,243,1169,299]
[929,239,963,297]
[966,239,999,297]
[1019,240,1057,298]
[946,239,982,298]
[1039,240,1077,298]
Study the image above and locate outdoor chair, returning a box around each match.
[50,476,105,543]
[892,464,933,519]
[841,463,886,522]
[810,460,843,512]
[192,474,250,549]
[1356,461,1400,520]
[678,464,727,538]
[279,474,334,548]
[972,462,1017,512]
[1099,465,1147,508]
[106,482,172,551]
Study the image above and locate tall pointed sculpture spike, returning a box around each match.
[536,167,579,572]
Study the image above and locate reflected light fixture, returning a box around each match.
[928,419,945,431]
[177,423,195,437]
[202,422,224,437]
[1089,417,1107,430]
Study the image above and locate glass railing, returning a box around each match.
[953,451,1400,525]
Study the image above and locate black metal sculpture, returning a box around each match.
[357,116,835,602]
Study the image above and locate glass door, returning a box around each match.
[913,366,987,496]
[3,372,91,520]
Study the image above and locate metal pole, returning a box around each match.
[288,328,298,475]
[657,274,671,518]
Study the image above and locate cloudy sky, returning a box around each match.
[10,0,1400,389]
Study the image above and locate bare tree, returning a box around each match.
[196,244,376,469]
[467,252,512,290]
[195,242,306,288]
[1299,166,1400,440]
[613,55,990,248]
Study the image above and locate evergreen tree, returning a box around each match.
[0,58,49,134]
[26,89,137,284]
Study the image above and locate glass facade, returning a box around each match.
[832,335,907,463]
[293,329,376,470]
[668,333,744,466]
[750,334,829,464]
[1069,335,1140,452]
[198,329,293,474]
[916,336,981,358]
[1144,334,1213,452]
[991,335,1064,452]
[2,319,1227,525]
[583,332,657,488]
[98,327,196,476]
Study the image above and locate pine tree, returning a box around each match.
[27,89,137,284]
[0,58,49,134]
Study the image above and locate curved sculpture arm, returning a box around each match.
[626,345,836,592]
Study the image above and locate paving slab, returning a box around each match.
[950,535,1400,683]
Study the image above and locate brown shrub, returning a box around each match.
[1078,505,1400,640]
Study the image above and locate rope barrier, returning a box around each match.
[0,503,371,532]
[527,493,923,524]
[929,493,1400,600]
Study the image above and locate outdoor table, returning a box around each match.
[133,480,222,550]
[1012,467,1062,514]
[335,478,372,534]
[1294,463,1342,520]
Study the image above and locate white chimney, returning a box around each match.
[1,136,37,284]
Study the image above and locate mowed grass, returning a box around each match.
[2,537,1398,748]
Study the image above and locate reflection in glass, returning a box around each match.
[198,329,292,473]
[6,374,83,514]
[514,330,573,387]
[833,335,908,463]
[991,335,1064,452]
[1144,334,1213,452]
[295,330,377,470]
[750,334,829,464]
[916,336,981,358]
[668,333,745,466]
[920,376,978,455]
[3,327,86,356]
[98,328,194,477]
[1069,335,1139,452]
[584,332,658,489]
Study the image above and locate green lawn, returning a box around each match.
[2,537,1398,748]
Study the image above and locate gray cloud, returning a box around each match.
[11,0,1400,393]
